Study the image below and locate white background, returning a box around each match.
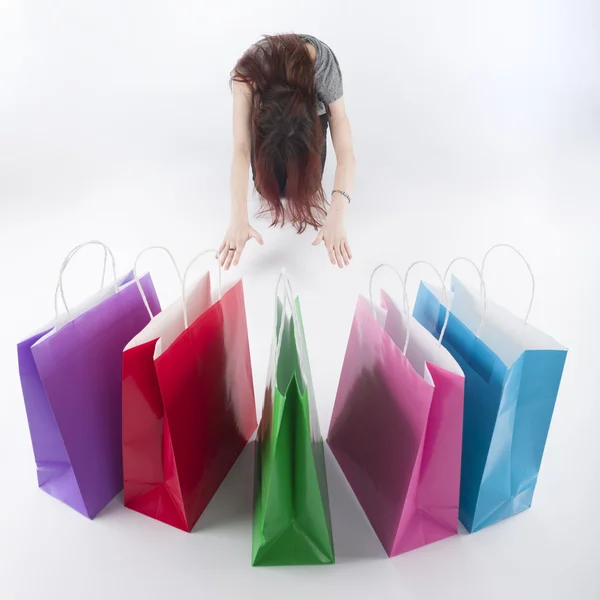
[1,1,599,598]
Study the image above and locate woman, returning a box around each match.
[218,33,356,270]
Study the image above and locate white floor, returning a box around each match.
[1,1,599,599]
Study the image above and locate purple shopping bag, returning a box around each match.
[328,264,465,556]
[17,242,160,519]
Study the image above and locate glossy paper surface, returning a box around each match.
[327,293,464,556]
[252,297,334,566]
[413,277,567,532]
[17,273,159,519]
[123,278,257,532]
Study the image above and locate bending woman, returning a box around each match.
[218,34,356,269]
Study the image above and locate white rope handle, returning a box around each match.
[57,241,118,320]
[439,257,487,344]
[403,260,447,353]
[368,263,410,356]
[181,249,222,329]
[133,246,182,319]
[481,243,535,326]
[369,264,410,315]
[53,243,109,318]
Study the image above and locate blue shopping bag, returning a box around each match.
[413,252,567,533]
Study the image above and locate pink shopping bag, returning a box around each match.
[327,264,465,556]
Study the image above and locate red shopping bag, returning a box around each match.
[122,248,257,531]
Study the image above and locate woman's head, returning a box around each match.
[232,34,327,233]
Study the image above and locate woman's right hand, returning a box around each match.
[218,218,264,270]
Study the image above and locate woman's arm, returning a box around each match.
[313,97,356,267]
[230,81,252,221]
[218,81,264,270]
[329,97,356,209]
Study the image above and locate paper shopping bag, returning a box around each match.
[252,271,334,566]
[17,242,159,519]
[122,249,257,532]
[413,247,567,532]
[328,264,465,556]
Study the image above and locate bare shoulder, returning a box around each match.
[304,41,317,62]
[232,80,252,99]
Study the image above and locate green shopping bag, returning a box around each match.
[252,271,335,566]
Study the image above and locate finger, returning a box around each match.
[334,244,345,269]
[343,239,353,260]
[219,246,228,267]
[232,247,244,267]
[326,242,336,266]
[340,243,351,266]
[223,240,237,270]
[217,239,226,257]
[250,228,264,245]
[224,248,236,271]
[219,243,231,267]
[313,230,324,246]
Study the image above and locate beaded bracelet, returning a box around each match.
[332,189,351,204]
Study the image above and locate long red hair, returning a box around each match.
[231,34,327,233]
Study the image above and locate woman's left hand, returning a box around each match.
[312,210,352,268]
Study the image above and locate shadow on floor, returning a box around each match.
[325,444,387,563]
[98,491,126,519]
[193,441,256,532]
